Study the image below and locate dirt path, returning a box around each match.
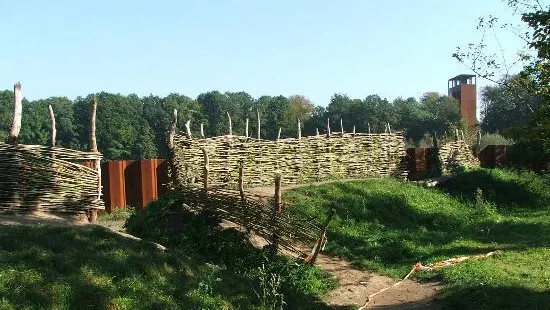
[246,181,444,309]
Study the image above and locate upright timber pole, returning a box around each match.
[7,82,22,144]
[88,96,100,222]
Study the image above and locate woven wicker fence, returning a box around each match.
[170,185,319,257]
[0,143,104,212]
[171,132,408,188]
[439,139,480,172]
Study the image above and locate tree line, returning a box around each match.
[0,88,467,161]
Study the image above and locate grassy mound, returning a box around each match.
[284,168,550,309]
[124,193,336,310]
[0,225,237,310]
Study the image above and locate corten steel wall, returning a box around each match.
[101,159,168,212]
[479,145,509,168]
[406,148,438,179]
[459,84,477,127]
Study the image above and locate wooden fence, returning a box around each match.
[0,82,102,216]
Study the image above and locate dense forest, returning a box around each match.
[0,88,466,160]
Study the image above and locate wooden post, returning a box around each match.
[340,118,344,136]
[48,105,56,147]
[227,112,232,136]
[238,160,245,201]
[326,118,331,138]
[185,120,192,139]
[168,109,178,149]
[352,125,356,136]
[309,208,336,265]
[245,118,249,138]
[461,130,465,141]
[201,147,209,192]
[167,109,178,189]
[368,123,371,134]
[270,172,283,255]
[297,119,301,140]
[7,82,22,144]
[88,97,100,223]
[200,122,204,138]
[455,129,459,141]
[387,123,391,133]
[277,127,281,141]
[274,172,282,213]
[316,128,319,136]
[257,109,261,140]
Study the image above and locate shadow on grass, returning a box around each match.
[0,225,199,310]
[438,285,550,310]
[0,223,333,310]
[436,169,550,211]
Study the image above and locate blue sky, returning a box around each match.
[0,0,527,108]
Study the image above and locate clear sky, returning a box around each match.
[0,0,527,109]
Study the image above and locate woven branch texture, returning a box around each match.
[439,140,480,172]
[172,185,319,257]
[0,143,103,213]
[172,133,409,188]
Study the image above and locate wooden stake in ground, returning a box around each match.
[340,118,344,136]
[48,105,56,147]
[297,119,301,140]
[270,172,283,255]
[168,109,178,188]
[309,208,336,264]
[227,112,232,136]
[200,122,204,139]
[88,97,100,222]
[245,118,249,138]
[368,123,371,134]
[257,109,261,140]
[277,127,281,141]
[202,147,209,192]
[185,120,192,139]
[7,82,22,144]
[326,118,331,138]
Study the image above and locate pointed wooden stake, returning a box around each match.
[48,105,56,147]
[227,112,232,136]
[257,109,261,140]
[245,118,249,138]
[368,123,371,134]
[340,118,344,136]
[168,109,178,149]
[297,119,301,140]
[200,122,204,138]
[326,118,331,138]
[277,127,282,141]
[7,82,22,144]
[185,120,192,139]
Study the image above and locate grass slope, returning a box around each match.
[284,169,550,310]
[0,225,235,310]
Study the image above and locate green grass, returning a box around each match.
[0,225,236,310]
[284,168,550,310]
